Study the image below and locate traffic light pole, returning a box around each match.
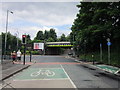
[23,44,26,65]
[22,34,26,65]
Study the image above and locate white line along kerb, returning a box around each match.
[60,64,77,88]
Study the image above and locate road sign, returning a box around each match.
[34,43,44,50]
[107,42,111,46]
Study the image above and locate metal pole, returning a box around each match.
[92,54,94,65]
[4,10,9,59]
[30,51,31,62]
[108,45,110,65]
[107,38,110,65]
[44,41,45,55]
[23,44,26,65]
[100,43,102,62]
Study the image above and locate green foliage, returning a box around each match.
[49,28,57,41]
[34,31,44,40]
[44,30,49,40]
[71,2,120,55]
[79,50,120,66]
[34,28,58,42]
[47,37,54,42]
[26,34,32,44]
[2,32,21,55]
[32,40,43,43]
[59,34,66,41]
[31,51,40,55]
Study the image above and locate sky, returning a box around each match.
[0,2,79,40]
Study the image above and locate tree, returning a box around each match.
[1,32,21,55]
[49,28,57,42]
[44,30,49,40]
[59,34,66,41]
[26,34,32,44]
[47,37,54,42]
[71,2,120,54]
[34,31,44,40]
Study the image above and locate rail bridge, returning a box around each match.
[45,42,73,55]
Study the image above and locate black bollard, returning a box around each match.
[30,51,32,62]
[92,55,94,65]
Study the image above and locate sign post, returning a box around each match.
[107,38,111,65]
[100,43,102,62]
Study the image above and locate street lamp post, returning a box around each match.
[4,10,13,59]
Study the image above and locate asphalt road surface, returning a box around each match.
[2,55,120,89]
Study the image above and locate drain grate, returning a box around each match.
[83,80,92,81]
[82,65,89,68]
[94,74,100,77]
[88,68,96,70]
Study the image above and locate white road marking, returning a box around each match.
[60,64,77,88]
[13,78,69,81]
[29,68,62,69]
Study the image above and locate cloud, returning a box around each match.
[1,2,78,26]
[1,2,79,39]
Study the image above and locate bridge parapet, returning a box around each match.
[46,42,73,47]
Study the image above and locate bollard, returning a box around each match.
[30,51,32,62]
[92,55,94,65]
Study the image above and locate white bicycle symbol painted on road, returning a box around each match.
[30,69,55,77]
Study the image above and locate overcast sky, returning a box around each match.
[0,2,79,40]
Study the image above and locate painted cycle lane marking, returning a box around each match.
[95,65,120,74]
[31,69,55,77]
[14,68,68,80]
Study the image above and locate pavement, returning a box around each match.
[1,60,31,81]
